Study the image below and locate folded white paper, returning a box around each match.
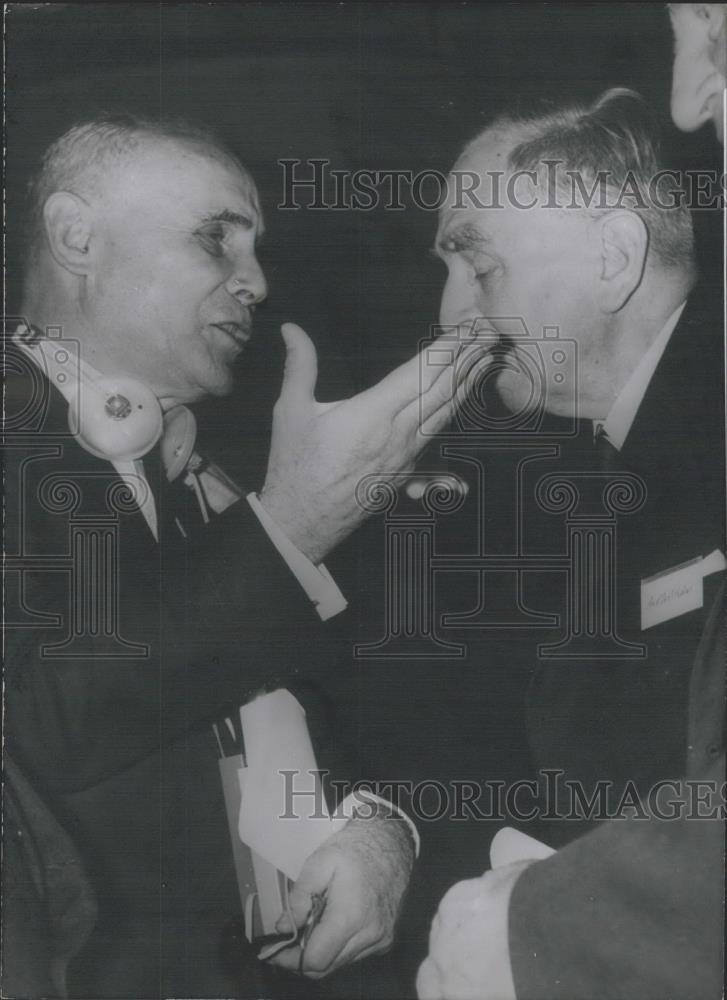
[237,689,350,881]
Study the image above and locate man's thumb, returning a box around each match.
[280,323,318,402]
[276,883,312,932]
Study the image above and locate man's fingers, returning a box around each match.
[271,852,336,951]
[276,882,319,935]
[268,906,355,977]
[417,396,456,439]
[419,342,495,422]
[368,332,496,416]
[361,351,421,414]
[364,334,452,413]
[274,922,380,978]
[283,871,362,974]
[299,914,360,974]
[279,322,318,404]
[397,343,494,437]
[416,958,443,1000]
[308,924,389,975]
[266,942,303,973]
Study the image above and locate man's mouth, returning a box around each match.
[212,321,252,349]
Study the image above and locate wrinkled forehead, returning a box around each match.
[96,136,264,233]
[436,131,515,241]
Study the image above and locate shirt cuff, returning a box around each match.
[246,493,348,621]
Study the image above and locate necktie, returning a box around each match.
[142,439,242,543]
[594,424,620,472]
[139,441,183,540]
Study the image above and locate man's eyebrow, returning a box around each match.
[433,223,492,256]
[198,209,256,229]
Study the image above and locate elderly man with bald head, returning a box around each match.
[2,115,469,997]
[417,14,724,999]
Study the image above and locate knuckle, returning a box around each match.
[439,881,473,914]
[378,931,395,953]
[304,968,327,981]
[302,948,330,975]
[360,923,382,949]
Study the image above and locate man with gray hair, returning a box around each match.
[2,114,469,996]
[418,86,723,999]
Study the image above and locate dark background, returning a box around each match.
[5,5,724,998]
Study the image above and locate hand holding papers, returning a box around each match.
[228,689,415,976]
[237,690,349,883]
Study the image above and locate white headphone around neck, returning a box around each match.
[14,323,164,462]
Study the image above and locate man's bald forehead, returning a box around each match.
[25,115,260,261]
[87,134,254,205]
[454,125,520,172]
[436,126,519,226]
[89,137,264,246]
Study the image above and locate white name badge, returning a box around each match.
[641,549,726,630]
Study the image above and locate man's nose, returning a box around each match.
[670,25,725,134]
[226,254,268,305]
[671,54,705,131]
[439,269,477,327]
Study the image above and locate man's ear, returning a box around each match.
[597,211,648,312]
[42,192,94,275]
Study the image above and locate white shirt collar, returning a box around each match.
[594,301,686,451]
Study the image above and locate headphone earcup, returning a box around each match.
[69,376,163,461]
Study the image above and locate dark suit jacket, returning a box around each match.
[524,289,724,821]
[507,289,725,998]
[3,355,347,997]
